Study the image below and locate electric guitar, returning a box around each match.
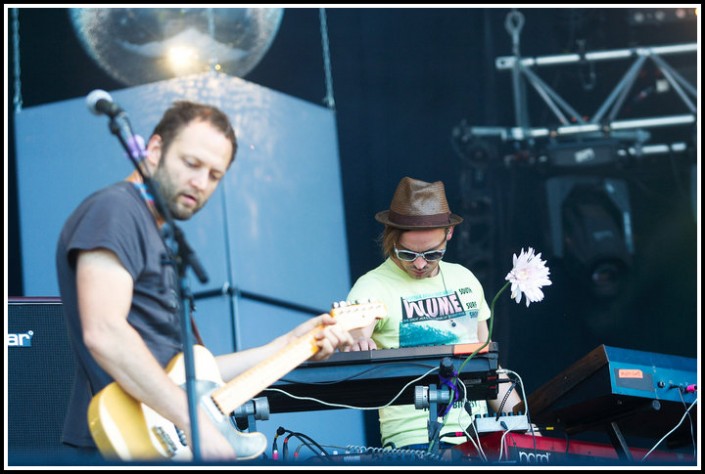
[87,300,386,461]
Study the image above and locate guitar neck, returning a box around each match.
[211,330,320,416]
[209,300,386,416]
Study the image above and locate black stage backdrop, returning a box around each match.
[6,8,698,436]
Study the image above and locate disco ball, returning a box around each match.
[69,8,284,86]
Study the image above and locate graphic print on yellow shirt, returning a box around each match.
[398,287,479,347]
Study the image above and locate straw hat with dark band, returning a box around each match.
[375,177,463,229]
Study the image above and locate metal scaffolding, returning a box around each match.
[463,10,697,146]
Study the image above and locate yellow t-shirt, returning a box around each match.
[347,258,491,448]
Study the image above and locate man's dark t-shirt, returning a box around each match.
[56,181,182,448]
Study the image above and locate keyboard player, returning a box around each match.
[345,177,527,452]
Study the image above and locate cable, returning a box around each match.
[265,365,438,410]
[436,368,532,462]
[496,368,538,454]
[280,429,331,462]
[497,421,511,461]
[497,418,536,462]
[455,377,487,461]
[318,7,336,109]
[282,433,293,460]
[432,367,474,449]
[293,442,307,460]
[438,361,460,417]
[676,387,697,459]
[497,369,532,423]
[271,426,286,460]
[494,379,517,419]
[641,397,697,462]
[11,8,23,113]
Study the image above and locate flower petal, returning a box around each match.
[505,247,552,307]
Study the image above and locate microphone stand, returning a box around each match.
[106,112,208,462]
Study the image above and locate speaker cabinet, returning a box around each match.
[7,297,76,461]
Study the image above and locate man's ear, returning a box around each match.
[446,226,454,240]
[144,135,162,170]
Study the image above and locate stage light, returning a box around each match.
[546,176,634,299]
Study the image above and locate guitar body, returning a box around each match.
[88,345,267,461]
[88,301,386,461]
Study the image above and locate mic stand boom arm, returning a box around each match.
[107,112,209,461]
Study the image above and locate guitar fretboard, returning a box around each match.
[211,333,318,415]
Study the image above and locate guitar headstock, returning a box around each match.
[330,299,387,330]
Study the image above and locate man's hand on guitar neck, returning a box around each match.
[289,313,354,361]
[181,313,354,460]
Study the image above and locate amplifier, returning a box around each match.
[7,297,76,462]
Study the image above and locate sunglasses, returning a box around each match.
[393,245,446,262]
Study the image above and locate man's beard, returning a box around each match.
[168,199,197,221]
[152,168,200,221]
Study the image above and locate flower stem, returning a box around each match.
[457,280,510,375]
[487,280,511,345]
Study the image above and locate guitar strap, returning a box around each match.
[191,317,205,346]
[127,175,206,349]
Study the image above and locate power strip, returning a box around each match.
[474,413,530,433]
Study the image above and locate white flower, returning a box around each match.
[505,247,552,307]
[458,247,552,371]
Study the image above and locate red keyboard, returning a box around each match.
[453,431,695,465]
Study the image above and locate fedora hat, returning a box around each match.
[375,177,463,229]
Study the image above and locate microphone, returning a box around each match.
[86,89,124,118]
